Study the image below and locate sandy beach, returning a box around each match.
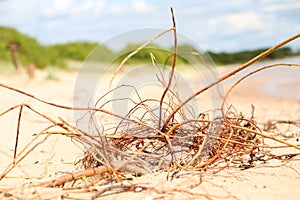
[0,61,300,199]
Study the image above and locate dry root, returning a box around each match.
[0,7,300,200]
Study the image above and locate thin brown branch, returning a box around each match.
[158,7,178,130]
[36,166,110,187]
[162,33,300,130]
[228,124,300,150]
[222,63,300,116]
[109,27,175,87]
[13,105,23,164]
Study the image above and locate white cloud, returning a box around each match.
[267,4,300,12]
[261,0,300,12]
[221,11,264,34]
[132,0,156,13]
[40,0,105,17]
[0,0,298,51]
[93,1,106,14]
[105,0,156,15]
[42,0,73,17]
[106,3,124,15]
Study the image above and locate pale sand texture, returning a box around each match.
[0,65,299,199]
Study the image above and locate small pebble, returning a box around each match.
[134,187,143,192]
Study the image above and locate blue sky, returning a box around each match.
[0,0,299,52]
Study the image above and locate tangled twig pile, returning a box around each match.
[0,7,300,199]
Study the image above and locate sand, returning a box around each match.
[0,64,299,199]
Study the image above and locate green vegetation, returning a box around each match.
[113,43,192,65]
[49,42,98,61]
[0,26,63,69]
[208,47,294,65]
[0,26,299,71]
[0,27,99,69]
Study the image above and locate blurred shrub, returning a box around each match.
[0,26,297,70]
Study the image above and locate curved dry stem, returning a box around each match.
[162,33,300,131]
[109,27,175,87]
[1,9,299,192]
[158,7,178,129]
[222,63,300,116]
[0,82,164,130]
[37,166,110,187]
[14,105,23,163]
[0,131,52,181]
[0,104,69,181]
[228,124,300,151]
